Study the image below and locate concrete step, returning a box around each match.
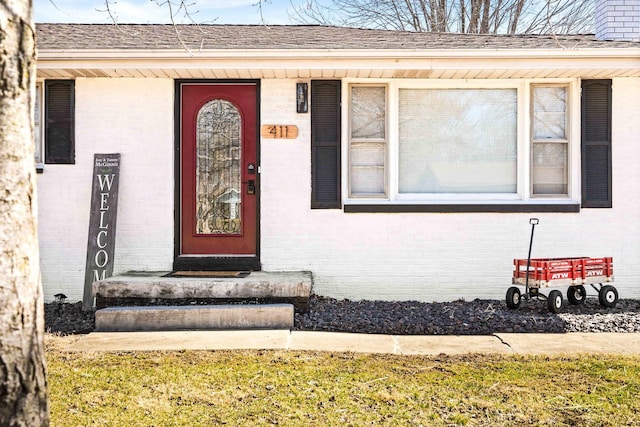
[93,271,312,312]
[95,304,294,332]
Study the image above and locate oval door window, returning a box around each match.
[195,99,242,235]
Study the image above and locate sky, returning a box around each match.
[34,0,304,25]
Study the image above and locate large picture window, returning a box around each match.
[398,89,517,194]
[345,80,576,209]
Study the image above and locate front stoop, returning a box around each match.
[94,271,312,309]
[95,304,294,332]
[92,271,311,332]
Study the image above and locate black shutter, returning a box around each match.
[311,81,341,209]
[45,80,75,164]
[581,80,612,208]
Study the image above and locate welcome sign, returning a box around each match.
[83,154,121,310]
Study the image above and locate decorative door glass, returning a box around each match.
[195,99,242,234]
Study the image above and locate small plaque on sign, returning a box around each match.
[261,125,299,139]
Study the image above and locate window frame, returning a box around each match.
[342,78,581,209]
[35,80,77,168]
[348,84,389,198]
[397,87,518,200]
[530,83,572,198]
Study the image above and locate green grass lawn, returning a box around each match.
[46,338,640,426]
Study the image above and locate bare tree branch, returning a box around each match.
[47,0,72,16]
[97,0,120,25]
[98,0,217,54]
[290,0,594,34]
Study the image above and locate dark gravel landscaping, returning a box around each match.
[295,295,640,335]
[45,295,640,336]
[45,302,96,335]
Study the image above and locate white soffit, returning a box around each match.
[36,48,640,79]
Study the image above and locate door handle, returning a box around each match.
[247,180,255,195]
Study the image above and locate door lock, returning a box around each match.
[247,180,255,195]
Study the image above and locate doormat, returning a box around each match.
[164,271,251,278]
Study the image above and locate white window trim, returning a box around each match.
[348,84,389,198]
[341,78,581,205]
[530,82,574,199]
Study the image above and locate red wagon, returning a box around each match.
[507,256,617,313]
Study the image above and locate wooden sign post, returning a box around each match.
[82,154,121,310]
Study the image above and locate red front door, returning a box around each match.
[180,83,257,255]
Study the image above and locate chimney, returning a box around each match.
[595,0,640,41]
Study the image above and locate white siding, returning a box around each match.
[38,78,175,301]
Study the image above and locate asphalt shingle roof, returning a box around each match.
[35,23,640,51]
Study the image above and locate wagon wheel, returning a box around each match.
[506,287,521,309]
[598,285,618,308]
[547,290,563,313]
[567,285,587,305]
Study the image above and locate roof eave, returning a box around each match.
[36,47,640,60]
[35,46,640,80]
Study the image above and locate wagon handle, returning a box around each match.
[525,218,539,294]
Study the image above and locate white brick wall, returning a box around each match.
[38,78,175,301]
[38,77,640,303]
[596,0,640,41]
[260,77,640,302]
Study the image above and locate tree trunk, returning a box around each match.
[509,0,526,33]
[428,0,438,30]
[437,0,447,31]
[480,0,491,33]
[469,0,482,32]
[0,1,50,425]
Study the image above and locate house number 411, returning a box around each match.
[261,124,299,139]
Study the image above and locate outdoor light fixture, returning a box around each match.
[296,82,308,113]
